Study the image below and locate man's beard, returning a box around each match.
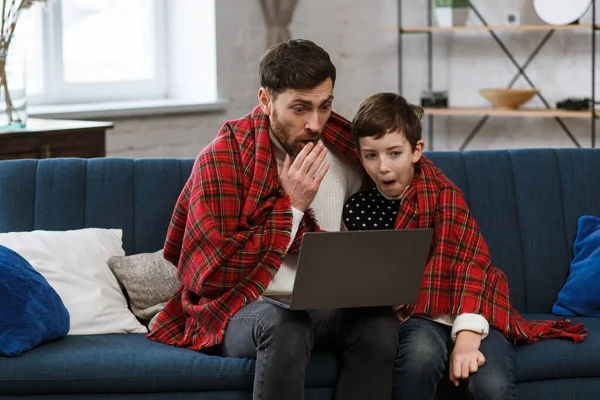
[270,110,296,156]
[270,109,321,157]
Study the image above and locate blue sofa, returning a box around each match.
[1,148,600,399]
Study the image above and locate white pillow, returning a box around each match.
[0,228,147,335]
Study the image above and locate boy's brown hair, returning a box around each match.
[351,92,423,151]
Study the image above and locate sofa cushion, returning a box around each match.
[108,250,180,327]
[0,228,147,335]
[553,215,600,317]
[0,334,339,395]
[0,245,70,357]
[515,315,600,382]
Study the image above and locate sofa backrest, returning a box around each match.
[1,149,600,314]
[0,158,194,257]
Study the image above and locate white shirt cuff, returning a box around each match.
[451,313,489,341]
[285,206,304,252]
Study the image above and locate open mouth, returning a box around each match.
[382,179,397,187]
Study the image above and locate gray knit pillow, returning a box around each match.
[107,250,180,328]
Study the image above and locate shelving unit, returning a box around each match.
[397,1,598,150]
[422,108,600,118]
[397,24,600,33]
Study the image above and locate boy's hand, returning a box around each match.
[280,141,329,212]
[449,330,485,386]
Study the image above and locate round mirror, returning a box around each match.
[533,0,592,26]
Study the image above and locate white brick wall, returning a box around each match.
[106,0,599,157]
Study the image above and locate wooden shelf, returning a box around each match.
[392,24,599,33]
[422,108,599,118]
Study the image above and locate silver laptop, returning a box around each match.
[262,229,433,310]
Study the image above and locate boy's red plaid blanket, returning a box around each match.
[395,157,586,344]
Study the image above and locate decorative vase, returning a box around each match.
[0,52,27,129]
[434,0,470,27]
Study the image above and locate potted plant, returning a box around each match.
[434,0,470,27]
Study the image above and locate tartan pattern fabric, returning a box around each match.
[146,106,358,350]
[396,157,587,344]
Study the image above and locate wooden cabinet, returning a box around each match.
[0,118,114,160]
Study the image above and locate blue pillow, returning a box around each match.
[553,215,600,317]
[0,244,70,356]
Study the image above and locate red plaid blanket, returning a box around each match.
[396,157,587,343]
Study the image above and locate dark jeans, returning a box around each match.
[394,317,517,400]
[214,299,398,400]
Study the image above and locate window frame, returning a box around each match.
[28,0,168,106]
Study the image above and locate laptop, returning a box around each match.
[262,228,433,310]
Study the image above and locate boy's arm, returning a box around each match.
[428,185,501,322]
[451,313,490,340]
[432,185,491,384]
[450,330,486,386]
[448,313,489,385]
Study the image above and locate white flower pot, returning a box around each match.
[434,7,469,27]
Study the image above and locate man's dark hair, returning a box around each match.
[351,93,423,151]
[259,39,336,96]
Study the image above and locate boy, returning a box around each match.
[342,92,587,400]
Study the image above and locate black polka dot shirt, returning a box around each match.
[343,187,400,231]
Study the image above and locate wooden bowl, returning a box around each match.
[479,88,538,110]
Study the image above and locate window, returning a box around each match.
[14,0,217,107]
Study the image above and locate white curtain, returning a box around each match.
[259,0,298,49]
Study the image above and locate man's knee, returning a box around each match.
[257,303,313,356]
[350,307,398,359]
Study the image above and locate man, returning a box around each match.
[147,39,398,400]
